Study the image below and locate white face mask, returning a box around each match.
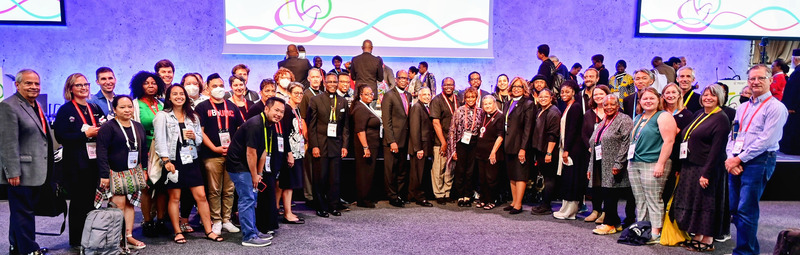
[184,85,200,97]
[279,79,290,88]
[210,87,225,99]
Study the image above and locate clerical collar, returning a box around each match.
[337,90,346,97]
[396,87,405,93]
[512,96,522,101]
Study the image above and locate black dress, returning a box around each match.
[352,102,382,201]
[672,111,730,236]
[475,111,504,203]
[278,108,303,190]
[166,123,204,189]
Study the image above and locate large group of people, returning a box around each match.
[1,41,797,255]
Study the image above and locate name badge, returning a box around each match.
[328,123,337,137]
[219,132,231,148]
[479,127,486,138]
[461,131,473,144]
[180,146,194,164]
[679,142,688,159]
[264,156,272,173]
[86,142,97,159]
[627,144,636,160]
[277,137,285,153]
[732,139,744,154]
[127,151,139,169]
[594,145,602,160]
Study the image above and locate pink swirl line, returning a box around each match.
[0,0,29,14]
[227,15,488,43]
[641,11,799,32]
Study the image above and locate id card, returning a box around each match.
[679,142,688,159]
[627,144,636,160]
[277,137,285,153]
[594,145,602,160]
[461,131,473,144]
[180,146,194,164]
[732,139,744,154]
[327,123,337,137]
[219,132,231,148]
[127,151,139,168]
[264,156,272,173]
[86,142,97,159]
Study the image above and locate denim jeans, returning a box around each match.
[229,171,258,241]
[729,151,776,255]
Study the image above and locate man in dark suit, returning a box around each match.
[408,87,435,207]
[350,40,384,99]
[0,69,53,255]
[382,70,412,207]
[300,68,324,201]
[418,61,437,95]
[278,44,313,87]
[622,69,655,118]
[308,72,350,217]
[461,71,490,106]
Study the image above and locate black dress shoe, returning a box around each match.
[530,205,552,215]
[416,200,434,207]
[436,198,446,205]
[281,217,305,224]
[503,205,514,211]
[389,199,405,208]
[357,201,376,208]
[328,210,342,216]
[509,207,524,214]
[9,245,19,255]
[316,210,329,217]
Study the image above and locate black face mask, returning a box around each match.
[739,96,750,104]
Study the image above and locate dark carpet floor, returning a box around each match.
[1,200,797,254]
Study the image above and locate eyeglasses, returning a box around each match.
[396,77,409,80]
[747,76,768,82]
[511,85,524,89]
[74,83,91,88]
[291,92,303,96]
[469,78,481,81]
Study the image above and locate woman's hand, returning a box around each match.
[184,130,195,140]
[100,178,110,189]
[653,163,664,178]
[586,171,591,180]
[544,154,552,163]
[363,148,371,158]
[489,153,496,165]
[562,151,569,164]
[165,161,175,173]
[699,176,709,189]
[612,167,620,175]
[518,150,526,163]
[453,152,458,161]
[85,126,100,138]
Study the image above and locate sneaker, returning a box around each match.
[258,232,274,241]
[141,221,157,237]
[222,222,240,233]
[241,237,272,247]
[592,224,618,235]
[647,234,661,245]
[211,222,222,235]
[714,234,731,242]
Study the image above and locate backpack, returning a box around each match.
[549,63,564,95]
[81,201,125,255]
[617,221,653,246]
[774,228,800,255]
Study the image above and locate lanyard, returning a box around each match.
[360,101,382,123]
[35,102,47,133]
[143,98,159,115]
[233,97,248,122]
[72,101,97,126]
[210,101,230,131]
[262,113,273,154]
[596,113,618,143]
[467,107,478,131]
[537,104,551,119]
[116,119,138,151]
[506,98,519,124]
[632,93,638,119]
[683,106,720,142]
[310,88,318,96]
[294,108,304,136]
[738,96,773,133]
[632,111,656,142]
[105,98,112,113]
[683,91,694,107]
[443,94,457,116]
[482,111,497,129]
[329,96,338,122]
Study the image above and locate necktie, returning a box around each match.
[400,93,408,114]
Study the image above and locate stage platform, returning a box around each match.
[762,152,800,201]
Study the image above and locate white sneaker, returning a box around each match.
[222,222,240,233]
[211,222,222,235]
[241,237,272,247]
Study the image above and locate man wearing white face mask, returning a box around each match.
[194,73,245,235]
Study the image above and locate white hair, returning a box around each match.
[549,55,559,63]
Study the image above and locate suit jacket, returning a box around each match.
[382,88,411,148]
[383,65,396,89]
[0,93,54,186]
[299,87,321,120]
[503,97,534,153]
[409,102,433,155]
[622,93,637,118]
[350,52,384,89]
[561,101,586,155]
[278,56,313,86]
[308,91,350,157]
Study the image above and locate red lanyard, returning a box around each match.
[294,108,304,136]
[596,113,617,143]
[444,95,457,116]
[232,97,248,122]
[467,107,478,131]
[36,102,47,132]
[276,119,283,135]
[210,101,230,131]
[738,96,772,133]
[482,111,497,129]
[143,98,159,115]
[72,101,97,126]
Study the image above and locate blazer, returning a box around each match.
[560,101,585,155]
[381,88,411,147]
[409,102,434,155]
[503,97,534,153]
[308,91,350,157]
[350,52,384,88]
[278,57,313,86]
[531,105,561,153]
[53,101,104,170]
[0,93,54,186]
[587,113,633,188]
[299,87,321,119]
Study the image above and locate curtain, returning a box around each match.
[751,40,800,65]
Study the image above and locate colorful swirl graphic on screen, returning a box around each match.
[639,0,799,33]
[225,0,489,46]
[0,0,61,20]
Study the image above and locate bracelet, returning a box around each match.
[363,146,369,150]
[546,152,552,156]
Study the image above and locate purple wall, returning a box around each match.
[0,0,751,110]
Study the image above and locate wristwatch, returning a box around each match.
[363,146,369,150]
[546,152,552,156]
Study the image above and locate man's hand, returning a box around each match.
[7,177,20,186]
[725,157,742,171]
[313,147,321,158]
[728,165,744,175]
[439,143,447,156]
[341,148,348,158]
[416,150,424,159]
[363,148,371,158]
[252,174,262,190]
[390,143,399,153]
[653,163,664,178]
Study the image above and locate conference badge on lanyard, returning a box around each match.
[264,156,272,173]
[219,132,231,147]
[679,142,688,159]
[127,151,139,169]
[328,123,337,137]
[594,145,603,160]
[627,144,635,160]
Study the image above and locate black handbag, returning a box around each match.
[33,149,68,236]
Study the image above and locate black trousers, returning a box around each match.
[8,185,40,254]
[383,146,408,200]
[408,154,430,202]
[601,187,622,226]
[534,150,558,207]
[452,142,476,199]
[256,171,279,233]
[477,158,499,203]
[354,147,377,202]
[67,167,98,246]
[312,156,341,211]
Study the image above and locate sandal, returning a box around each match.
[179,222,194,233]
[690,242,715,252]
[475,202,485,208]
[483,203,496,210]
[125,235,146,250]
[205,231,224,242]
[681,239,699,248]
[173,232,187,244]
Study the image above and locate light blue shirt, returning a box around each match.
[726,91,788,162]
[87,91,114,116]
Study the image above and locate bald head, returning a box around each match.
[362,40,373,53]
[287,44,298,57]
